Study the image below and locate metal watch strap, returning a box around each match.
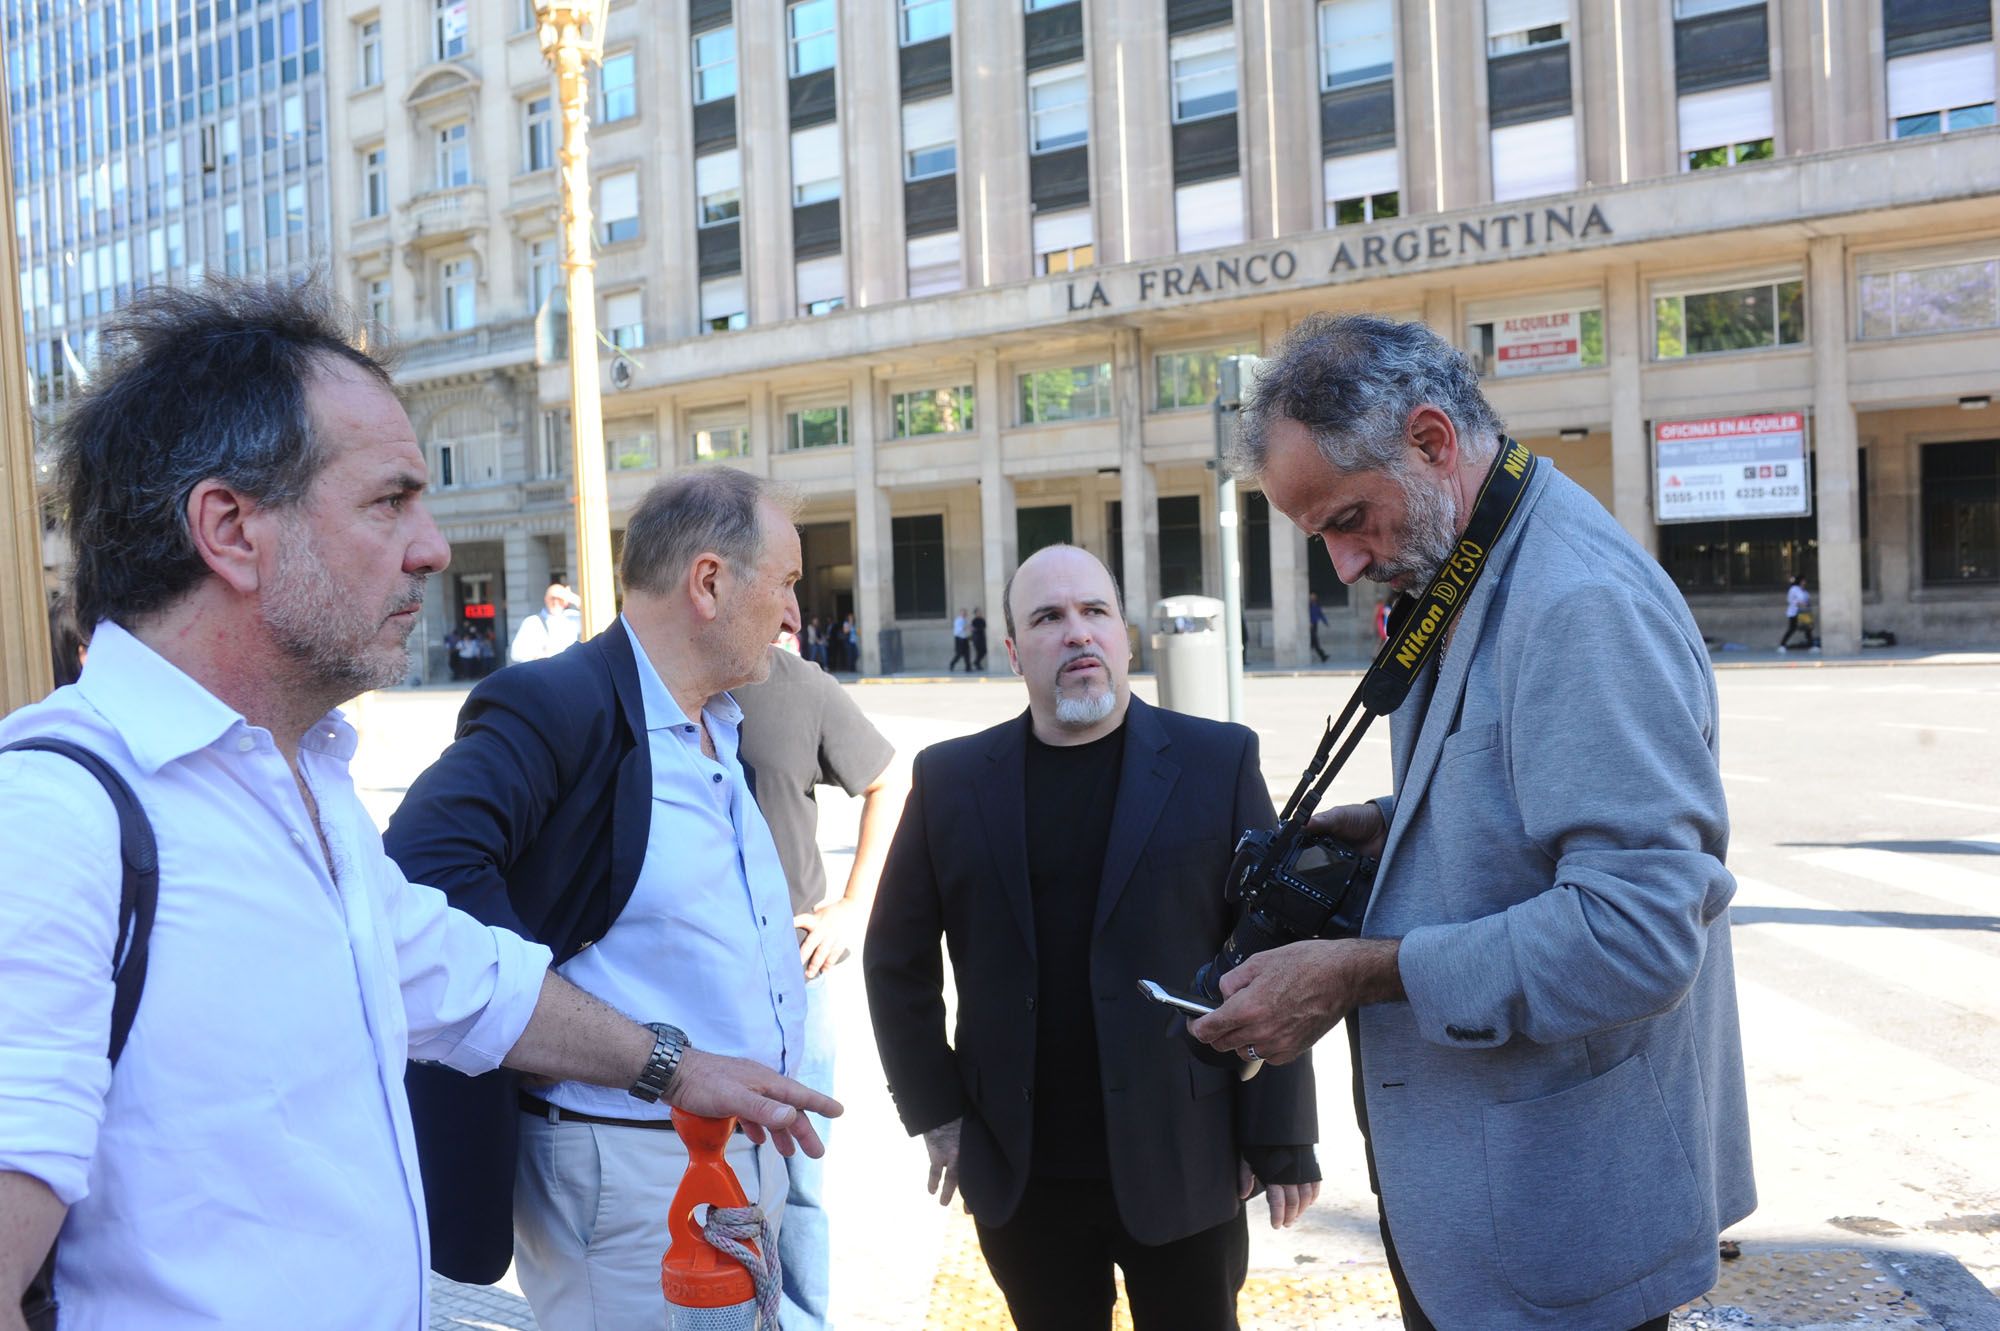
[629,1022,687,1103]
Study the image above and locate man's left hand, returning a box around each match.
[795,899,864,979]
[1188,938,1404,1066]
[1236,1160,1320,1229]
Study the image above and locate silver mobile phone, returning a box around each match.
[1137,978,1216,1016]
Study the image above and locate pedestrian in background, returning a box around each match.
[843,614,859,674]
[736,647,909,1331]
[509,582,582,664]
[1778,575,1815,652]
[949,607,973,671]
[970,606,989,670]
[0,279,831,1330]
[1308,591,1331,663]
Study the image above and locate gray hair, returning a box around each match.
[1229,313,1504,481]
[53,277,393,631]
[619,467,801,594]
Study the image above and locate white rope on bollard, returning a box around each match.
[697,1204,782,1328]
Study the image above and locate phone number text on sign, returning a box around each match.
[1653,412,1811,523]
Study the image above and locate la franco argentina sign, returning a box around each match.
[1061,202,1615,313]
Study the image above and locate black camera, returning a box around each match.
[1192,826,1375,1005]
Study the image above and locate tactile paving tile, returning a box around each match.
[1679,1250,1933,1326]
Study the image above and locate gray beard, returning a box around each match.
[263,527,420,698]
[1054,690,1117,728]
[1366,466,1462,589]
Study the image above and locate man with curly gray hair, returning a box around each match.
[1192,313,1754,1331]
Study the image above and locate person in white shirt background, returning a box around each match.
[1778,574,1816,652]
[0,280,837,1331]
[509,582,583,664]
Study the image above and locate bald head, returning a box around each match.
[1003,543,1124,639]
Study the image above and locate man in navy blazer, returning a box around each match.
[865,544,1320,1331]
[1194,315,1753,1331]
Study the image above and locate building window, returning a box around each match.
[435,121,471,189]
[702,275,748,332]
[1486,2,1567,57]
[907,231,963,297]
[1658,515,1819,594]
[1018,362,1113,424]
[1029,64,1089,152]
[528,236,560,314]
[797,254,847,317]
[893,384,975,437]
[1679,82,1774,170]
[1157,495,1205,597]
[1323,146,1399,225]
[357,18,382,88]
[791,123,842,204]
[1887,41,1996,138]
[1170,29,1238,123]
[786,402,850,450]
[538,411,569,480]
[606,419,658,471]
[599,170,639,244]
[1034,210,1093,275]
[1175,178,1245,253]
[366,276,391,329]
[902,0,952,45]
[1654,278,1804,359]
[433,0,467,61]
[1155,344,1257,411]
[605,290,644,350]
[1320,0,1393,90]
[1241,489,1273,609]
[441,257,476,330]
[1921,439,2000,585]
[1490,116,1576,202]
[1859,251,2000,340]
[1026,0,1079,9]
[690,409,749,461]
[695,26,737,103]
[789,0,837,76]
[697,149,742,225]
[600,51,636,123]
[361,146,387,218]
[1468,308,1605,376]
[524,95,555,173]
[903,97,957,181]
[1017,505,1075,558]
[892,514,949,618]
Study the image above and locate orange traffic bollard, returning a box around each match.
[661,1111,770,1329]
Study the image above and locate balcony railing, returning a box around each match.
[397,315,537,369]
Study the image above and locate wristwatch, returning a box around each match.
[629,1022,689,1103]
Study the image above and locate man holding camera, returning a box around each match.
[1192,314,1753,1331]
[864,543,1319,1330]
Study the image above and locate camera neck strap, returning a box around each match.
[1274,438,1538,828]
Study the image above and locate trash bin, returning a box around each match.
[876,626,904,676]
[1151,595,1228,720]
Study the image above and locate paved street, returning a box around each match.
[340,655,2000,1329]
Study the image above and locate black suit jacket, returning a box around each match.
[862,697,1317,1245]
[382,627,653,1283]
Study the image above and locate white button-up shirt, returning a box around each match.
[0,623,551,1330]
[545,619,804,1118]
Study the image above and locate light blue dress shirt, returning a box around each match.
[544,618,805,1119]
[0,622,552,1330]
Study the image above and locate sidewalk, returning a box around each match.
[434,1240,2000,1329]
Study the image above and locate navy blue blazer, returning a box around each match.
[383,626,654,1284]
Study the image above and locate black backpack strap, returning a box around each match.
[3,739,159,1331]
[1,739,159,1062]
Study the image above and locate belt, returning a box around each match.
[515,1090,746,1134]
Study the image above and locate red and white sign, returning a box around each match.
[1493,310,1583,376]
[1654,412,1811,523]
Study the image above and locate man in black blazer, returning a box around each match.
[864,544,1319,1331]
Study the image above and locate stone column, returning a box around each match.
[1605,261,1655,553]
[1268,507,1307,667]
[838,0,902,307]
[1114,328,1154,666]
[849,368,893,674]
[955,0,1031,286]
[737,0,794,323]
[976,350,1017,673]
[745,381,777,479]
[503,524,551,647]
[1808,235,1862,656]
[1092,0,1174,264]
[1242,0,1316,240]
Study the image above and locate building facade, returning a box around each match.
[7,0,333,576]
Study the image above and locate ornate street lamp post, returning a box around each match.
[535,0,617,640]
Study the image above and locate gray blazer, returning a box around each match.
[1358,457,1755,1329]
